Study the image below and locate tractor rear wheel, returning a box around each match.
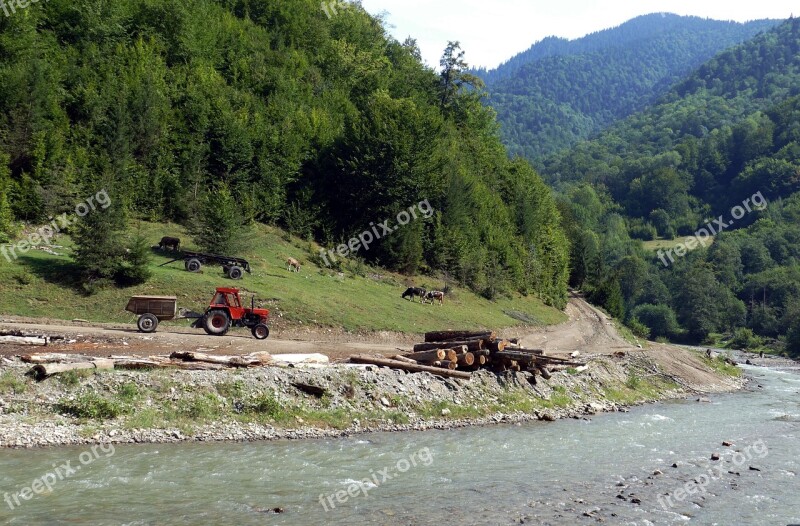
[186,258,202,272]
[228,266,243,280]
[252,324,269,340]
[137,313,159,333]
[203,309,230,336]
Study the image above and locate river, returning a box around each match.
[1,362,798,525]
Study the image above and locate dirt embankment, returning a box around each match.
[0,296,744,448]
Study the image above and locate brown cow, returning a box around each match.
[287,257,301,272]
[424,290,445,306]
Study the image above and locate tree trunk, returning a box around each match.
[349,355,471,379]
[30,359,114,381]
[457,352,475,366]
[413,340,483,352]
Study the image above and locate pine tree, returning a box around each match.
[191,183,249,255]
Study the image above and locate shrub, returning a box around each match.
[57,393,124,419]
[630,304,680,339]
[729,327,763,350]
[627,318,651,339]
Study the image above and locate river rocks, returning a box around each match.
[711,452,721,461]
[722,440,733,446]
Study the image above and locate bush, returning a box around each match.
[630,304,680,339]
[627,318,651,339]
[729,327,763,350]
[629,222,657,241]
[786,321,800,358]
[57,393,124,419]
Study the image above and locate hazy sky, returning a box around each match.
[358,0,796,70]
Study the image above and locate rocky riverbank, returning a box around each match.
[0,348,745,448]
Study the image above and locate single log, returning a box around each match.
[423,330,495,343]
[413,340,483,352]
[457,352,475,367]
[476,355,487,366]
[407,349,446,362]
[29,359,114,381]
[1,336,47,346]
[495,350,546,364]
[270,353,328,364]
[21,353,94,364]
[170,351,272,367]
[439,360,457,370]
[533,357,585,367]
[392,355,420,364]
[487,339,508,352]
[349,355,471,379]
[536,365,552,380]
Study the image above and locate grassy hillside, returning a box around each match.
[0,224,565,333]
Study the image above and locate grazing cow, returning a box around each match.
[424,290,445,306]
[401,287,426,302]
[287,257,301,272]
[158,236,181,251]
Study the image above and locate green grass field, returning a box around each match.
[642,236,715,253]
[0,222,566,333]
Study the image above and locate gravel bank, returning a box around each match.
[0,350,745,449]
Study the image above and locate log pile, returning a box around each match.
[351,329,587,380]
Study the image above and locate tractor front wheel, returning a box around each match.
[252,324,270,340]
[203,309,230,336]
[137,313,159,333]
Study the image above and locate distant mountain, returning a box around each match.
[543,17,800,224]
[475,14,780,160]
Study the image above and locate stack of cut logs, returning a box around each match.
[350,330,586,380]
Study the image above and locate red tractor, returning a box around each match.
[191,287,270,339]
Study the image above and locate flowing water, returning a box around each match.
[1,363,799,525]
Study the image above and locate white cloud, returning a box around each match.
[359,0,796,69]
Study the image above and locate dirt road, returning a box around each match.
[0,294,739,391]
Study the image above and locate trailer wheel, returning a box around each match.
[137,313,159,333]
[186,258,202,272]
[252,324,269,340]
[203,309,230,335]
[228,266,243,280]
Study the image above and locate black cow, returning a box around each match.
[401,287,426,302]
[158,236,181,251]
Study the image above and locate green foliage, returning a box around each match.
[729,327,764,350]
[627,318,650,339]
[477,15,779,160]
[57,393,124,420]
[0,372,26,394]
[191,184,250,255]
[0,1,571,302]
[116,230,152,286]
[631,304,680,340]
[0,153,14,243]
[785,321,800,357]
[590,277,625,319]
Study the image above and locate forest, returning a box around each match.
[474,14,779,161]
[547,18,800,355]
[0,0,569,307]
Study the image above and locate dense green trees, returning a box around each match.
[0,0,569,306]
[475,14,778,160]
